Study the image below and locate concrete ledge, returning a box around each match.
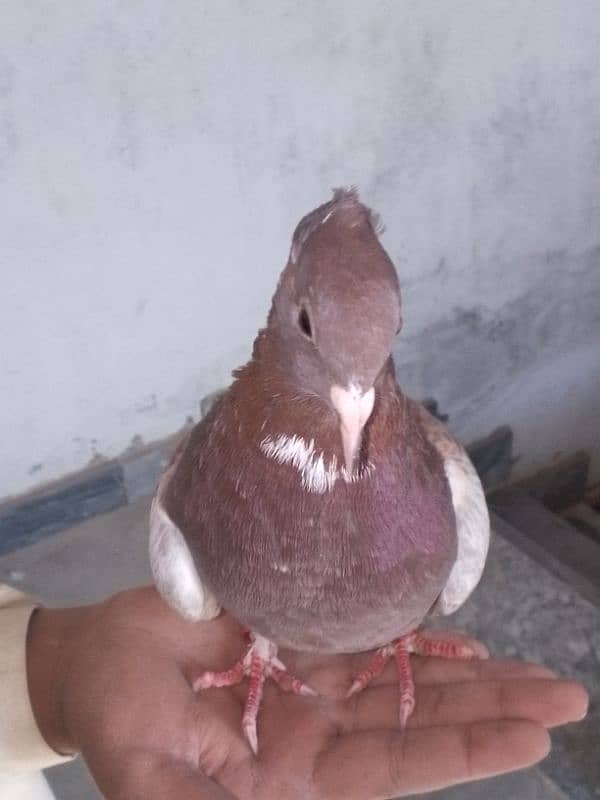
[0,462,127,556]
[0,435,181,557]
[0,402,513,556]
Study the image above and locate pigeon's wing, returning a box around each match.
[149,435,220,622]
[417,405,490,615]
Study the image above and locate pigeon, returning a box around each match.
[149,187,490,754]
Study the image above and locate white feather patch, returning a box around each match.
[260,433,371,493]
[260,434,337,493]
[435,452,490,615]
[149,455,220,622]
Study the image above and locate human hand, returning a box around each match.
[26,587,588,799]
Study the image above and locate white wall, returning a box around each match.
[2,1,600,500]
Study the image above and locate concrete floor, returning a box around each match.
[0,497,587,800]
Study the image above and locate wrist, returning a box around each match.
[26,604,93,756]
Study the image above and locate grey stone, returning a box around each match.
[490,490,600,607]
[466,424,514,489]
[46,758,101,800]
[563,504,600,545]
[0,463,127,557]
[513,452,591,513]
[121,446,170,503]
[443,515,600,800]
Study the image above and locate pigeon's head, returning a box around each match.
[269,188,401,474]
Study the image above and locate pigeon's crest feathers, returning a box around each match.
[290,186,384,265]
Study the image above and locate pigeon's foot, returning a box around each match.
[347,629,488,727]
[193,632,316,754]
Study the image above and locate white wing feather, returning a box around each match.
[149,437,220,622]
[419,408,491,616]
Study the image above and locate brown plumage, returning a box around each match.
[165,365,456,652]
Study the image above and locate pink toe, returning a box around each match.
[399,695,416,728]
[193,672,214,691]
[242,717,258,755]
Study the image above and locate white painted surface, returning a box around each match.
[1,1,599,499]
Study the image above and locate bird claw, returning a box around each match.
[242,717,259,756]
[399,694,416,729]
[193,633,316,754]
[349,628,486,726]
[299,683,318,697]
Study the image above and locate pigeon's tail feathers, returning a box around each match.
[149,436,221,622]
[418,406,491,617]
[290,186,384,264]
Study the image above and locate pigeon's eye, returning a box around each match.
[298,307,313,339]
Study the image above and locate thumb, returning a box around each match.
[89,750,238,800]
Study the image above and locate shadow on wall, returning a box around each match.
[394,244,600,483]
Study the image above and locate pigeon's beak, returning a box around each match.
[330,384,375,477]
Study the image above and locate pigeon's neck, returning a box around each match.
[234,352,338,445]
[230,339,402,491]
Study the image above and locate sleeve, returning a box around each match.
[0,584,75,774]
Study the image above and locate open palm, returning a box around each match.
[50,588,587,799]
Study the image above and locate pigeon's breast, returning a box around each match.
[174,427,457,654]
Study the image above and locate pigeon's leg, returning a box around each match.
[193,660,245,689]
[192,632,315,754]
[348,629,487,727]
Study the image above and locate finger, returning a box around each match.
[340,678,588,733]
[286,651,556,699]
[315,720,550,800]
[351,655,557,692]
[411,655,558,686]
[99,750,237,800]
